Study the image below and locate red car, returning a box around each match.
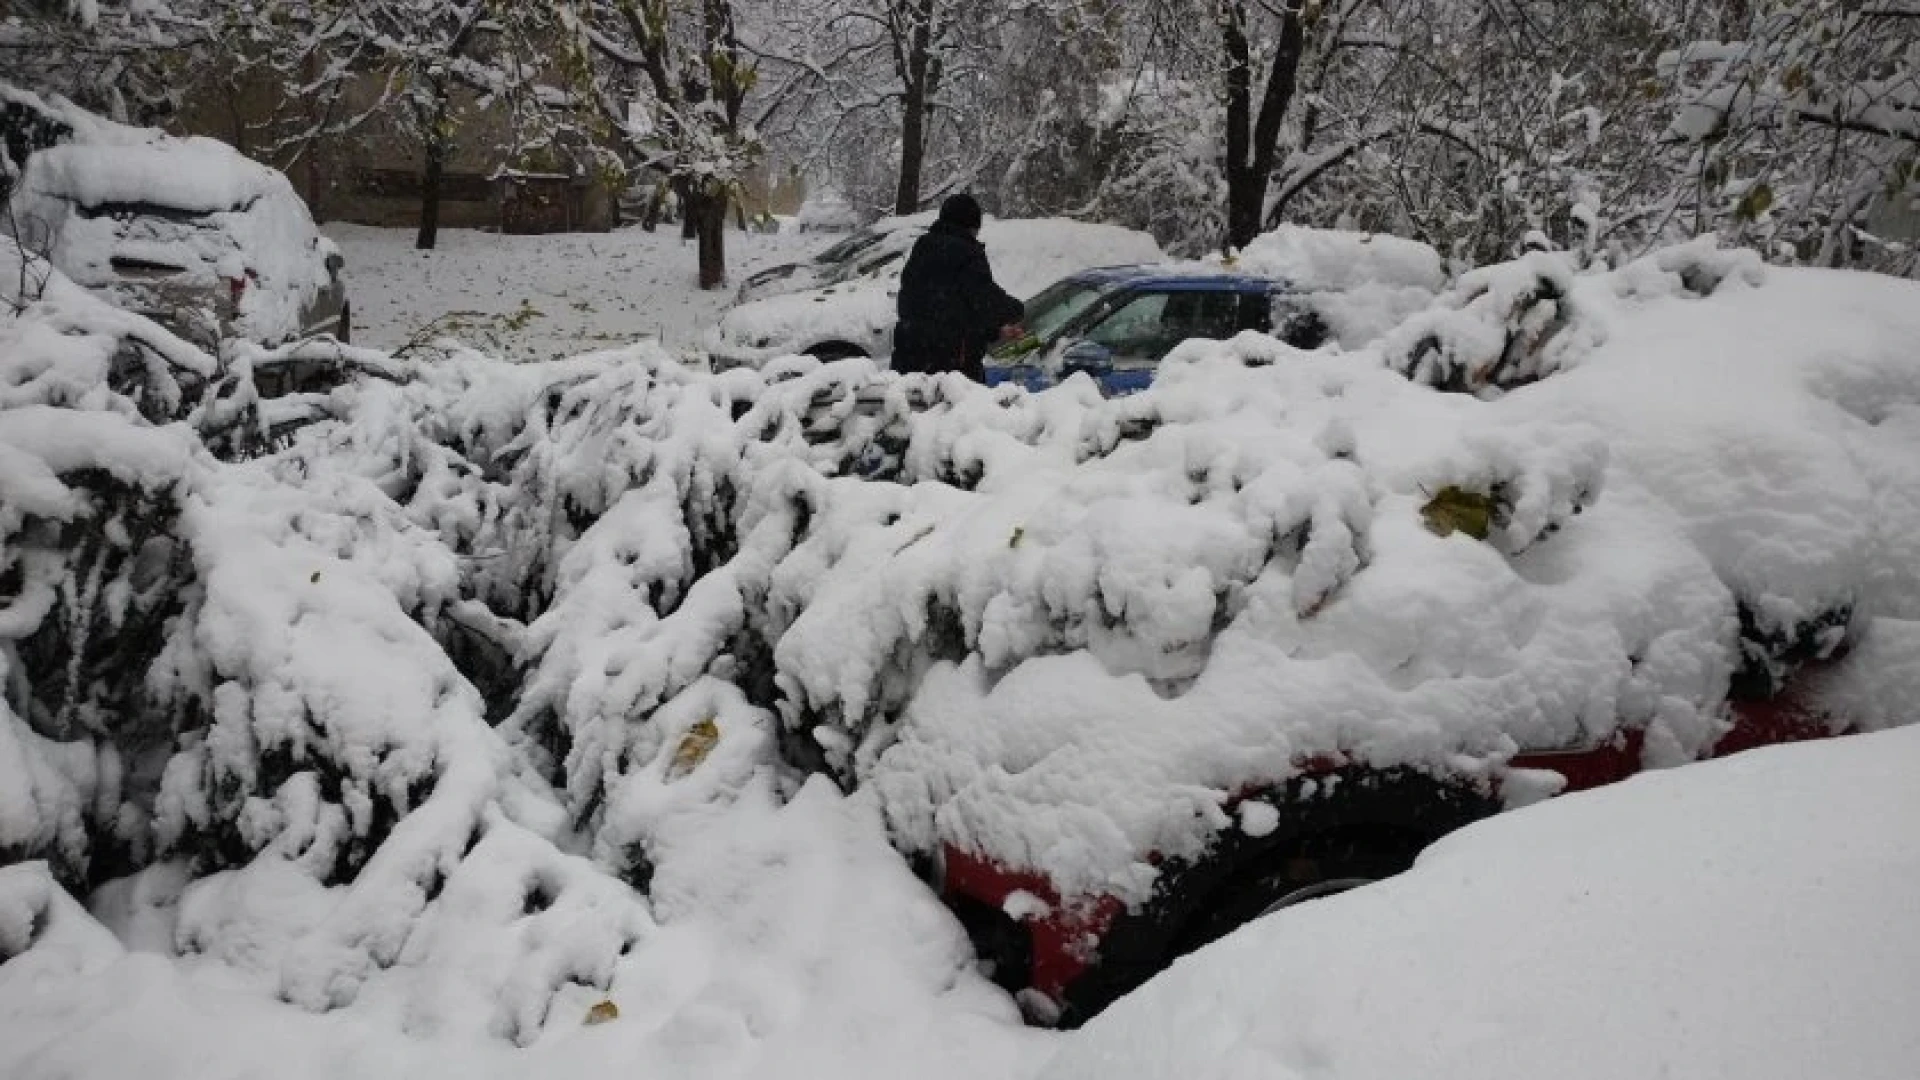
[932,661,1844,1026]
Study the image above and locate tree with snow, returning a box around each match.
[567,0,762,288]
[203,0,594,250]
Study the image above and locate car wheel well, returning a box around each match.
[1166,822,1429,958]
[806,340,867,361]
[1053,768,1500,1028]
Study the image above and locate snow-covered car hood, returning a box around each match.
[710,217,1164,367]
[5,138,339,345]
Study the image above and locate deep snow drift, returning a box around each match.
[3,222,1919,1080]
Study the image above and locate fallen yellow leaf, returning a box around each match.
[667,718,721,780]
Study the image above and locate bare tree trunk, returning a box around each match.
[896,77,929,214]
[691,188,727,289]
[1220,1,1310,250]
[677,177,698,240]
[417,86,449,251]
[417,139,445,250]
[892,0,937,214]
[301,51,326,223]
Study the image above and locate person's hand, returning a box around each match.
[998,324,1027,342]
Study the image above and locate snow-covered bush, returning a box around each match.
[1380,250,1593,396]
[0,245,676,1036]
[6,216,1919,1053]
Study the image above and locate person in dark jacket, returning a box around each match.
[892,194,1025,380]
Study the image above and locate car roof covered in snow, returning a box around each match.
[1063,263,1288,292]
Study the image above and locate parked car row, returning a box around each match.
[706,217,1421,396]
[705,215,1166,373]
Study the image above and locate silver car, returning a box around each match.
[4,137,347,348]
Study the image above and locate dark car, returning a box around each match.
[983,266,1329,395]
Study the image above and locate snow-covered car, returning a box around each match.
[733,212,931,305]
[4,137,348,348]
[705,218,1164,370]
[1045,723,1920,1080]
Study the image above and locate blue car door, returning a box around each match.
[1080,288,1247,395]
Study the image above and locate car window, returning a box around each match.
[71,198,253,223]
[1083,289,1244,362]
[1023,279,1113,342]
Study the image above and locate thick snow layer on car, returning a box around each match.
[1231,226,1448,347]
[708,218,1162,365]
[6,139,337,344]
[1042,723,1920,1080]
[979,219,1166,299]
[1234,225,1446,293]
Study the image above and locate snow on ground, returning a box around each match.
[325,224,822,361]
[6,208,1920,1080]
[1043,722,1920,1080]
[0,785,1048,1080]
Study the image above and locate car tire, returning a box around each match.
[335,304,352,345]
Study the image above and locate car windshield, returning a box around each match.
[1023,278,1116,343]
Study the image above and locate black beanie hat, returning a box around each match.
[938,193,983,231]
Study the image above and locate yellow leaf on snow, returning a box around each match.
[584,1000,619,1026]
[1421,485,1495,541]
[666,718,721,781]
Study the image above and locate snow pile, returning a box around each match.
[1232,225,1446,346]
[1043,723,1920,1080]
[772,343,1722,901]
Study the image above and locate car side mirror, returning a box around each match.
[325,252,345,276]
[1060,339,1114,375]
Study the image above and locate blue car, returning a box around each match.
[983,266,1328,395]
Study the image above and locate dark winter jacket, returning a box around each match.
[891,221,1024,380]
